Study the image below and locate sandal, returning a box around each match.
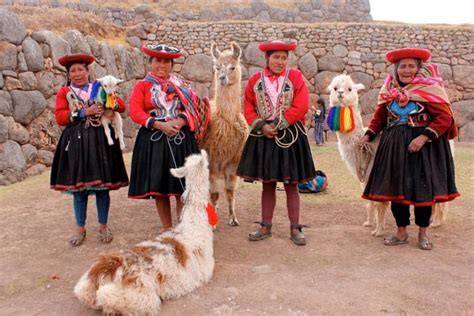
[69,231,86,247]
[383,234,409,246]
[417,236,433,250]
[249,222,272,241]
[290,224,308,246]
[98,228,113,244]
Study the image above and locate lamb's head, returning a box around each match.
[328,74,364,109]
[97,75,124,94]
[171,150,210,191]
[211,41,242,87]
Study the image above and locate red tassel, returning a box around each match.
[206,202,218,227]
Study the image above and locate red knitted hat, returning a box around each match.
[385,48,431,63]
[142,44,183,59]
[58,54,95,67]
[258,41,297,52]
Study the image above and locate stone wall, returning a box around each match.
[0,0,372,25]
[1,8,473,185]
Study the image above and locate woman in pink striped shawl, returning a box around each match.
[359,48,459,250]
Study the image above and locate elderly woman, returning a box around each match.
[50,53,129,247]
[128,44,209,231]
[237,41,316,246]
[360,48,460,250]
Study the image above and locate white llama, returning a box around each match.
[327,74,389,237]
[74,150,214,315]
[199,41,249,226]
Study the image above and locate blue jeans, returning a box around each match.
[73,190,110,227]
[314,122,325,145]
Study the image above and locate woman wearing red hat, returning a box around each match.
[237,41,316,246]
[128,44,210,231]
[360,48,460,250]
[50,53,129,247]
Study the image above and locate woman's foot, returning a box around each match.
[69,228,86,247]
[249,222,272,241]
[290,224,307,246]
[383,234,409,246]
[98,225,113,244]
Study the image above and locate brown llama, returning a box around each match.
[199,41,248,226]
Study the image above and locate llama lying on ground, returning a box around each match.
[93,75,125,150]
[327,74,448,236]
[74,150,214,315]
[199,41,248,226]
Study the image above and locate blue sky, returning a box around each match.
[370,0,474,24]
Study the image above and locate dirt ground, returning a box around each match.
[0,141,473,315]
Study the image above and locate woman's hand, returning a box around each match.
[262,123,278,138]
[169,117,186,130]
[85,103,104,117]
[153,120,180,137]
[408,135,429,153]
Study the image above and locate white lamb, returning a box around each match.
[97,75,126,150]
[74,150,214,315]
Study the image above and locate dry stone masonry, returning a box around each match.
[0,8,473,185]
[0,0,372,25]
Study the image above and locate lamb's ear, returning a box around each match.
[353,83,365,91]
[116,79,124,84]
[170,166,187,178]
[327,81,335,93]
[96,77,104,84]
[230,41,241,60]
[211,42,220,60]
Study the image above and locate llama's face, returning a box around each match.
[97,75,123,94]
[328,75,364,108]
[170,150,209,182]
[211,42,242,87]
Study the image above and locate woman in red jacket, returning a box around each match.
[128,44,208,232]
[237,41,316,246]
[50,54,128,247]
[360,48,460,250]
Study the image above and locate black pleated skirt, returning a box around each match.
[50,122,129,192]
[362,124,460,206]
[128,126,199,199]
[237,123,316,183]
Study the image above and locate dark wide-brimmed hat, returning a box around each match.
[58,53,95,67]
[385,48,431,64]
[142,44,183,59]
[258,40,297,52]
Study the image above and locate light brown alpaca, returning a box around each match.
[199,41,249,226]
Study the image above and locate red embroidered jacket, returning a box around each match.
[129,80,188,128]
[55,86,126,126]
[366,101,455,140]
[244,68,309,130]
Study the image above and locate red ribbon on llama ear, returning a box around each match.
[206,203,218,227]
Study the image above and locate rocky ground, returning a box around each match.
[0,142,473,315]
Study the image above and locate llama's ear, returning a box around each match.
[97,77,104,84]
[116,79,124,84]
[170,166,187,178]
[230,41,241,60]
[327,81,334,93]
[353,83,365,91]
[200,149,209,167]
[211,42,220,60]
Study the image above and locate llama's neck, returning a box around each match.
[336,107,365,141]
[214,79,242,119]
[178,185,210,229]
